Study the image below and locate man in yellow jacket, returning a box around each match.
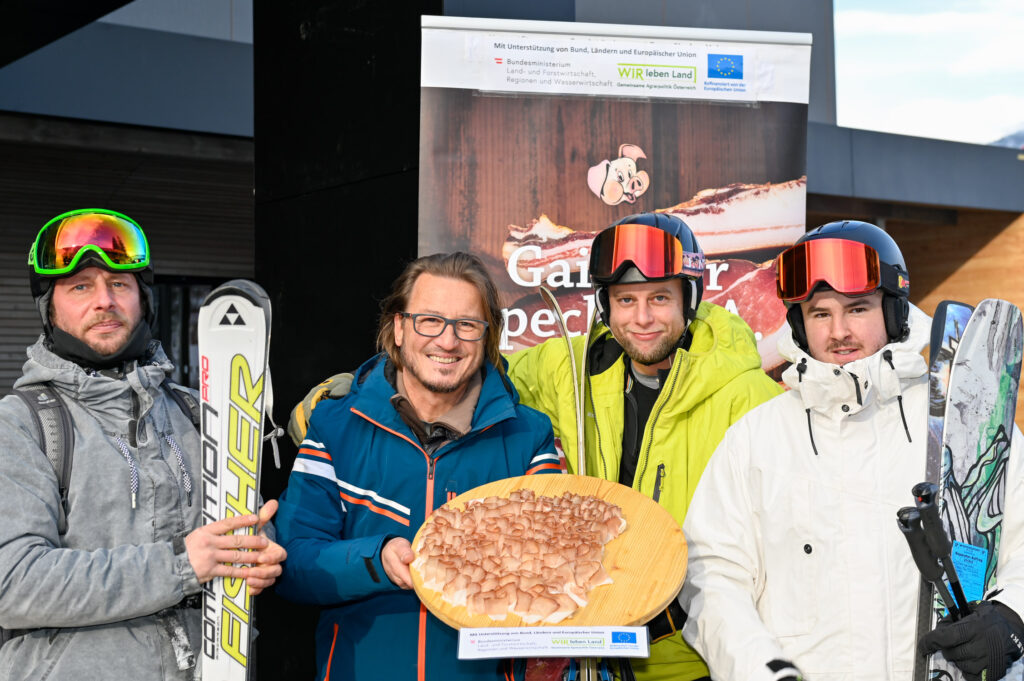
[506,213,782,681]
[287,214,781,681]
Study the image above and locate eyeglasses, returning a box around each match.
[776,238,889,302]
[29,209,149,276]
[400,313,488,341]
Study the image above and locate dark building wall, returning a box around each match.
[252,3,441,677]
[254,0,441,484]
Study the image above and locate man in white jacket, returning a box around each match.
[679,220,1024,681]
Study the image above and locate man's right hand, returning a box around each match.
[184,512,282,586]
[381,536,415,590]
[920,600,1024,681]
[287,372,354,446]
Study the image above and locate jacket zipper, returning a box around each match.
[586,371,609,479]
[129,389,140,447]
[351,406,509,681]
[635,358,682,495]
[652,463,666,503]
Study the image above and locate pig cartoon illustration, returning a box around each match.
[587,143,651,205]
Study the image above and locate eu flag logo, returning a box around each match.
[708,54,743,79]
[613,631,637,644]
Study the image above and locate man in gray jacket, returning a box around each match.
[0,209,286,680]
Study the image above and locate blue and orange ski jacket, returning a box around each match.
[275,354,560,681]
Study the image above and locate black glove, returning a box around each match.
[919,600,1024,681]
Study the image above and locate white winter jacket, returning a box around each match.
[679,305,1024,681]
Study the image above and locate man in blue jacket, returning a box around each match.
[274,252,560,681]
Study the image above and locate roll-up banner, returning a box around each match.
[419,16,812,377]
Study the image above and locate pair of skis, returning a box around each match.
[901,299,1023,681]
[197,280,276,681]
[537,286,591,478]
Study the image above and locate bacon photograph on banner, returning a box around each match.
[419,17,812,378]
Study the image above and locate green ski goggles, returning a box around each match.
[29,209,150,277]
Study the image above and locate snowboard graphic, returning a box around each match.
[198,280,272,681]
[925,299,1023,681]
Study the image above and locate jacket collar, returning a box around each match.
[349,354,520,441]
[587,301,767,414]
[15,336,175,427]
[779,304,929,416]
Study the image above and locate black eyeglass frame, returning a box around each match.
[399,312,489,342]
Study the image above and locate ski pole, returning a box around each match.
[912,482,972,618]
[896,506,961,620]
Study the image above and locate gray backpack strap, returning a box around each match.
[12,385,73,535]
[161,379,200,431]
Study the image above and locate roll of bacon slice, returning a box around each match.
[660,176,807,256]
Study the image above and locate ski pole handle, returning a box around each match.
[912,482,972,618]
[897,507,943,581]
[897,507,961,620]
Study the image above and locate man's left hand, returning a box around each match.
[919,600,1024,681]
[247,499,288,596]
[381,536,415,589]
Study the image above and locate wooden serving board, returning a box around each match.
[410,474,687,630]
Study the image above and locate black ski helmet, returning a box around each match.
[779,220,910,351]
[589,212,705,330]
[27,209,156,335]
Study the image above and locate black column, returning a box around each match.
[253,3,439,677]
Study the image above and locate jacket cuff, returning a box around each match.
[173,534,202,596]
[990,584,1024,623]
[371,534,401,588]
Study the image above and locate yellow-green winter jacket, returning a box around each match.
[506,301,783,681]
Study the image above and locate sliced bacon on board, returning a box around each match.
[413,489,626,624]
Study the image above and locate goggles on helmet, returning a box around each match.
[590,222,705,283]
[29,210,149,277]
[776,237,908,303]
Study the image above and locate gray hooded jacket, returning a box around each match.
[0,338,204,680]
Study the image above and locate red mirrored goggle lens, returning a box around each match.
[591,222,705,280]
[776,238,881,302]
[33,212,149,274]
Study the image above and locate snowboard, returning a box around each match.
[922,298,1023,681]
[198,279,273,681]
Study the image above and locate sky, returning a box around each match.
[834,0,1024,147]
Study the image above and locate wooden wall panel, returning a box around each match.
[890,211,1024,428]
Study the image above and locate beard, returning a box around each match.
[618,333,680,368]
[82,314,136,355]
[399,343,480,394]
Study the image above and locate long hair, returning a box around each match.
[376,252,505,372]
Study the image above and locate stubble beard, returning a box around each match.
[85,314,137,356]
[619,333,680,369]
[400,343,478,394]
